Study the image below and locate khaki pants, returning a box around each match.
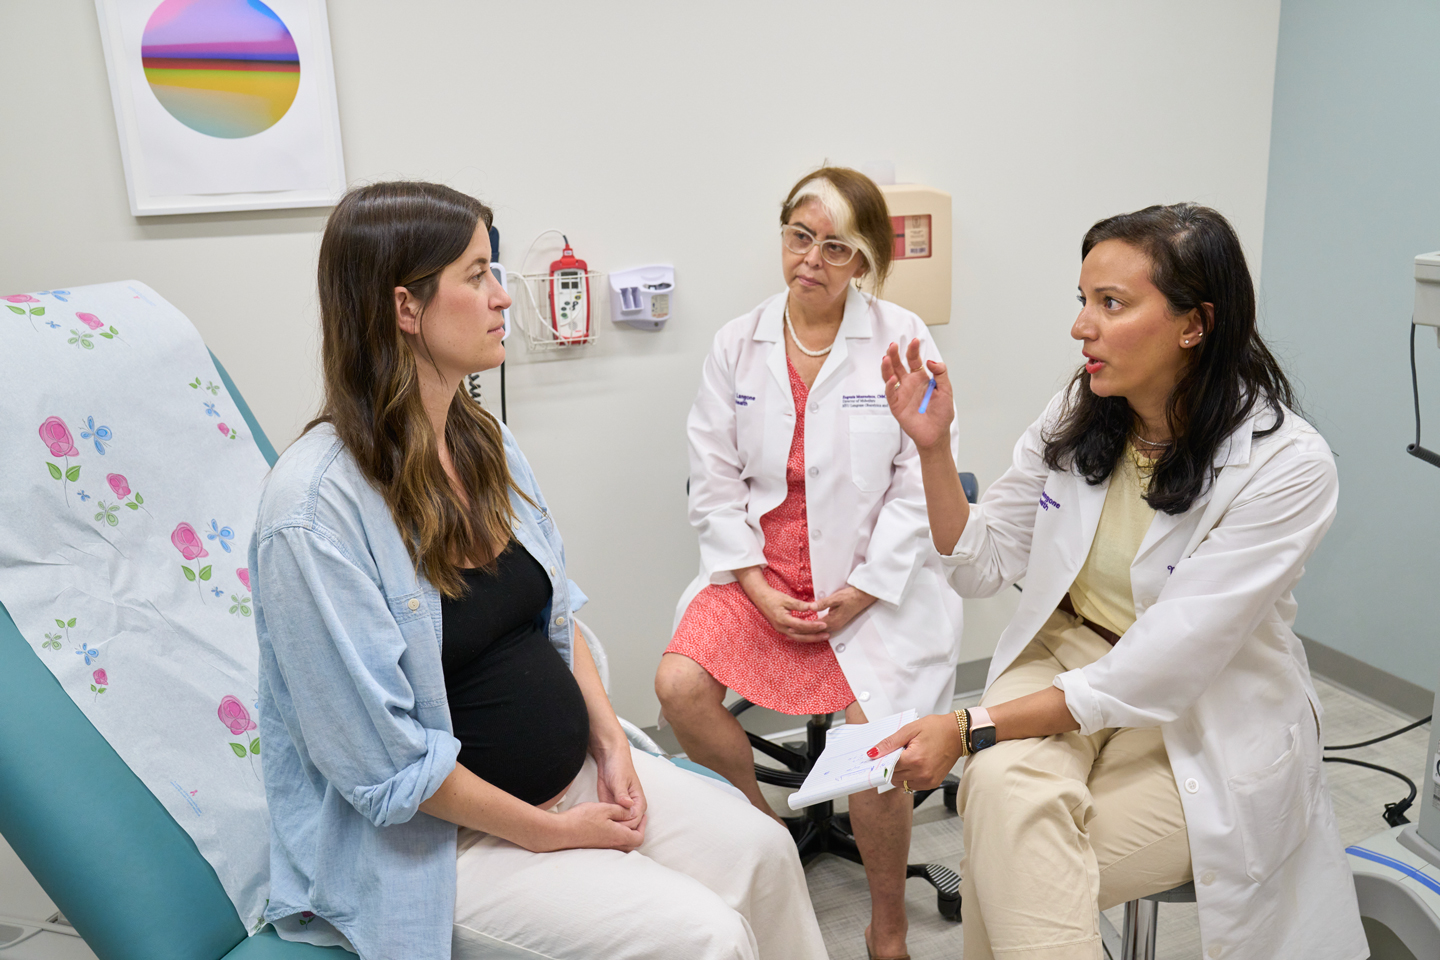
[451,747,827,960]
[958,610,1192,960]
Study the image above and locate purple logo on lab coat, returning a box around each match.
[1039,491,1061,511]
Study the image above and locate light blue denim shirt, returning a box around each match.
[249,421,586,960]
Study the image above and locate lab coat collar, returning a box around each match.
[756,287,874,395]
[1133,401,1266,563]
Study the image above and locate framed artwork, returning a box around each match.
[94,0,345,216]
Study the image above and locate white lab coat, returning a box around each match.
[943,390,1366,960]
[676,287,964,720]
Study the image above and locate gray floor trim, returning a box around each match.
[1300,633,1434,720]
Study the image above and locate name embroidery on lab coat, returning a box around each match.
[734,393,756,407]
[842,393,888,410]
[1039,491,1061,511]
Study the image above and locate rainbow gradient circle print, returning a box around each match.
[141,0,301,139]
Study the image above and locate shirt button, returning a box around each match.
[810,529,821,540]
[807,466,818,477]
[809,400,819,412]
[1201,871,1216,885]
[549,565,557,576]
[555,616,566,626]
[836,643,846,653]
[1184,778,1199,794]
[407,598,420,611]
[858,691,870,702]
[1208,946,1223,958]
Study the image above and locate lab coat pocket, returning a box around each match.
[849,416,900,493]
[1226,723,1316,883]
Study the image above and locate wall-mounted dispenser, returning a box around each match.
[860,183,952,326]
[609,265,674,330]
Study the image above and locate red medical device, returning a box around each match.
[548,238,590,343]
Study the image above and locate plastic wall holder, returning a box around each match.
[609,265,674,330]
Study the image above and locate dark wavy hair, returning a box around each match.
[1042,203,1297,515]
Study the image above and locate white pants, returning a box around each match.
[451,747,827,960]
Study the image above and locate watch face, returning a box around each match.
[972,726,998,752]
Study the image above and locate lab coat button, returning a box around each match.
[809,400,819,412]
[808,466,818,477]
[1208,946,1223,958]
[810,529,820,540]
[407,598,420,611]
[836,643,846,653]
[858,691,870,702]
[1184,778,1199,794]
[1201,871,1216,885]
[555,616,566,626]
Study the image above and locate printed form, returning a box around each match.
[787,709,917,810]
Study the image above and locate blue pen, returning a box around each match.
[918,377,937,414]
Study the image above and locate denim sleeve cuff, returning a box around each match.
[347,728,461,827]
[567,579,589,614]
[1053,668,1104,737]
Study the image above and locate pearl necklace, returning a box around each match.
[784,301,834,357]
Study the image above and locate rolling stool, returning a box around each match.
[728,700,963,920]
[1101,881,1197,960]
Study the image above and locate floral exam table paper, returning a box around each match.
[0,281,273,932]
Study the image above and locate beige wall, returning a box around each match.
[0,0,1281,721]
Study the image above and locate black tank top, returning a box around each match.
[440,542,589,805]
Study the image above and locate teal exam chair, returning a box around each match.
[0,356,345,960]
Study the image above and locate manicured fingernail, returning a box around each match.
[866,748,878,758]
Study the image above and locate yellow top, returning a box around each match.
[1068,444,1157,637]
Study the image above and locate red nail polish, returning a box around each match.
[866,748,878,758]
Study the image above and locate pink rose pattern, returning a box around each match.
[38,416,81,505]
[39,416,78,457]
[219,694,260,770]
[107,473,130,498]
[4,293,44,331]
[236,568,250,591]
[173,523,212,600]
[90,667,108,700]
[77,312,104,331]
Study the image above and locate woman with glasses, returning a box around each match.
[655,166,963,960]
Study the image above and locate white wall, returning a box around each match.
[0,0,1281,722]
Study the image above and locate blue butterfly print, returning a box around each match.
[77,490,91,502]
[40,290,71,302]
[204,402,219,417]
[80,416,112,455]
[211,586,224,597]
[207,520,235,553]
[45,320,59,329]
[75,643,100,665]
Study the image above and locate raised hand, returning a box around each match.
[883,338,954,451]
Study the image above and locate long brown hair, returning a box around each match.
[1043,203,1298,515]
[309,181,518,597]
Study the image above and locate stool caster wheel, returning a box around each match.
[943,774,959,813]
[938,890,961,922]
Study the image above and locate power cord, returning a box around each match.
[1323,714,1432,826]
[1409,320,1440,468]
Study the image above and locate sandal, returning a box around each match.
[864,926,910,960]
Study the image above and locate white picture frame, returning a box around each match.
[94,0,345,217]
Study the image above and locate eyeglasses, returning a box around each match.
[781,225,858,267]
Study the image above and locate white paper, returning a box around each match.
[787,710,917,810]
[0,281,272,932]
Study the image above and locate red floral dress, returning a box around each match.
[666,360,855,714]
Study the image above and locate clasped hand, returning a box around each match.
[736,566,875,643]
[543,744,647,853]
